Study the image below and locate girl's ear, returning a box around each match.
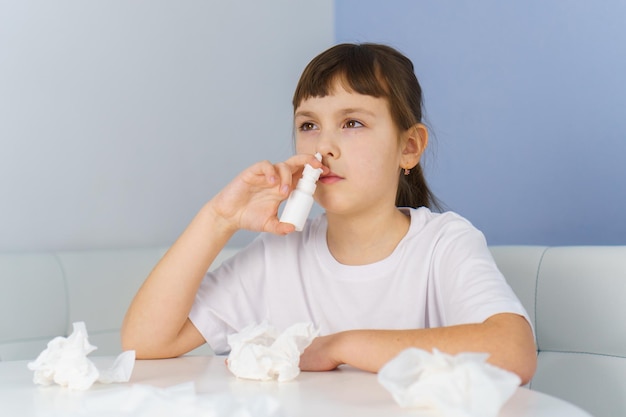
[400,123,428,169]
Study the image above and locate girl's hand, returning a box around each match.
[208,154,327,235]
[299,333,345,372]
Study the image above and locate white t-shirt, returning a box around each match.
[189,207,529,354]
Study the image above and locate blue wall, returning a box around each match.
[335,1,626,245]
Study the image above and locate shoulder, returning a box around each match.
[402,207,492,268]
[406,207,483,240]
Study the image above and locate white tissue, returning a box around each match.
[27,321,135,390]
[227,321,318,382]
[378,348,520,417]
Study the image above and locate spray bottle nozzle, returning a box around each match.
[302,153,324,182]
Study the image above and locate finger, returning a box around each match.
[266,217,296,235]
[254,160,280,187]
[284,153,328,172]
[282,155,330,187]
[274,162,295,195]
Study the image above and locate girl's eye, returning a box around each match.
[344,119,363,129]
[299,122,317,132]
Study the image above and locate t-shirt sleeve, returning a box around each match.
[188,236,268,354]
[432,216,531,328]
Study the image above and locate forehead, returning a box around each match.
[294,65,389,104]
[295,78,390,115]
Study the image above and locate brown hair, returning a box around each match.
[293,43,441,210]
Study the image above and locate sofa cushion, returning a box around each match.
[492,245,626,417]
[536,246,626,357]
[0,253,67,361]
[533,351,626,417]
[56,248,167,355]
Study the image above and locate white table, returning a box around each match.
[0,355,592,417]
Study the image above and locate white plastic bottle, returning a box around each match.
[279,153,323,231]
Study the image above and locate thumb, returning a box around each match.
[266,218,296,235]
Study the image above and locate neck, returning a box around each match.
[325,207,410,266]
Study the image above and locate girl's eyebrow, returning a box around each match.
[340,108,376,118]
[294,108,376,119]
[294,110,316,119]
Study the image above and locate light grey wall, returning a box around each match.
[0,1,334,251]
[336,0,626,245]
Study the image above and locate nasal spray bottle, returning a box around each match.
[279,152,323,231]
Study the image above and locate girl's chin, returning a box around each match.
[314,200,355,217]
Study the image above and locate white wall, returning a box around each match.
[0,1,334,251]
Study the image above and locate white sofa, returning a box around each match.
[490,246,626,417]
[0,246,238,361]
[1,245,625,417]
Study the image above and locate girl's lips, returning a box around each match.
[319,173,343,185]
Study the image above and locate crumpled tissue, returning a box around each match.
[227,321,318,382]
[378,348,521,417]
[27,321,135,390]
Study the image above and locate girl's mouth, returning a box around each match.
[319,172,343,185]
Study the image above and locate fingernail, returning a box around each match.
[281,185,290,194]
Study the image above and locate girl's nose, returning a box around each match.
[316,129,340,160]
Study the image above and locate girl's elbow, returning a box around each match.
[491,347,536,385]
[497,340,537,385]
[489,313,537,385]
[120,328,143,356]
[121,335,171,359]
[516,349,537,385]
[120,324,158,359]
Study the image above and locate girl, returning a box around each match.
[122,43,537,384]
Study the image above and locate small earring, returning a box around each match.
[404,168,411,176]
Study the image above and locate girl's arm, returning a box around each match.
[121,155,326,359]
[299,313,537,385]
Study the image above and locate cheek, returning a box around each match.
[365,151,403,187]
[361,146,400,173]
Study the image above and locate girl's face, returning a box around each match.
[294,80,408,216]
